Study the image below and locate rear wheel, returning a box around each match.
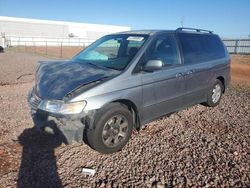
[203,79,224,107]
[86,103,133,154]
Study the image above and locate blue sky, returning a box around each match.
[0,0,250,38]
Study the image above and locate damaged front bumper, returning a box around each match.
[31,110,85,144]
[28,91,86,144]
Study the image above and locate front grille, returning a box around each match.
[29,93,42,110]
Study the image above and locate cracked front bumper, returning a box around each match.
[31,109,85,144]
[27,90,96,144]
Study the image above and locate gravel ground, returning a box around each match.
[0,52,250,187]
[0,51,51,85]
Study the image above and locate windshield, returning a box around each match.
[73,34,148,70]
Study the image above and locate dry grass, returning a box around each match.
[230,55,250,86]
[231,54,250,64]
[7,46,84,59]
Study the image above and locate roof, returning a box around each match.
[116,30,173,35]
[115,28,214,36]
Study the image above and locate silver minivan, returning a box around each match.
[28,28,230,153]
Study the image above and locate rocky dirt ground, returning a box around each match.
[0,51,250,187]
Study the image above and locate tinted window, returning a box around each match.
[178,33,225,64]
[147,34,180,66]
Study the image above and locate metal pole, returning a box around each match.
[18,37,20,52]
[234,40,239,54]
[60,42,62,58]
[34,41,36,54]
[46,41,47,55]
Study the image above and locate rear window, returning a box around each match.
[178,33,225,64]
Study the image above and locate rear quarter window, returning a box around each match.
[178,33,225,64]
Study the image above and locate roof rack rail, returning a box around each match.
[176,27,213,34]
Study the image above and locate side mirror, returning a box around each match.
[144,60,163,72]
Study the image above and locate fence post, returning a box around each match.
[18,37,20,52]
[234,40,239,54]
[7,38,10,48]
[45,41,47,55]
[34,42,36,54]
[60,42,62,58]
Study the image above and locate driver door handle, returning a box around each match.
[176,73,184,78]
[186,70,194,75]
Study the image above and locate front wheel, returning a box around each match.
[203,79,224,107]
[86,103,133,154]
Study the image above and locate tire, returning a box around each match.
[203,79,224,107]
[86,103,133,154]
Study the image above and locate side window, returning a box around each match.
[202,35,225,60]
[147,34,180,66]
[126,40,144,57]
[178,33,225,64]
[95,38,121,59]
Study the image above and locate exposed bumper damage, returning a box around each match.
[31,109,86,144]
[27,87,98,144]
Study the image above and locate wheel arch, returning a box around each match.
[216,76,225,92]
[95,98,141,131]
[111,99,141,131]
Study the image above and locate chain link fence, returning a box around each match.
[223,39,250,54]
[4,36,97,58]
[3,36,250,58]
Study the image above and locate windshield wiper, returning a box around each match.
[86,62,102,68]
[103,66,123,71]
[86,62,122,71]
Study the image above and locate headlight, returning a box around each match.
[38,100,86,114]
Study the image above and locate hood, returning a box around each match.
[35,60,119,100]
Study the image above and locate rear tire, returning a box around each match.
[203,79,223,107]
[86,103,133,154]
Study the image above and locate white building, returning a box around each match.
[0,16,131,47]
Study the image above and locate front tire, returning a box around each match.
[203,79,224,107]
[86,103,133,154]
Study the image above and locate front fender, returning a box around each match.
[83,86,142,112]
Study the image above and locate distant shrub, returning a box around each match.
[0,46,4,53]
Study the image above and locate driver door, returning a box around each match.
[140,33,187,123]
